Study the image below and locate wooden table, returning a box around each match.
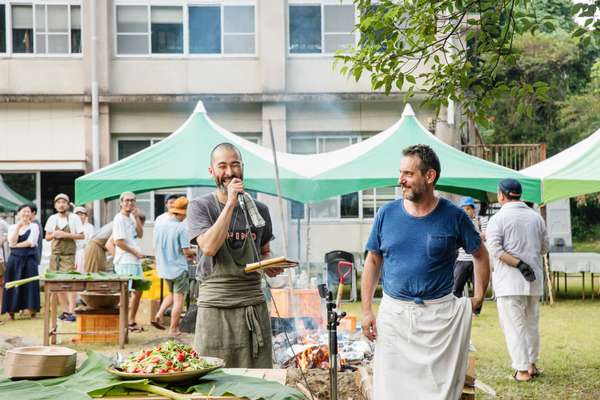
[42,278,130,349]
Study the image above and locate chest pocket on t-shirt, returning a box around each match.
[427,235,457,260]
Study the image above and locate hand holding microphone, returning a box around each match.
[226,177,244,207]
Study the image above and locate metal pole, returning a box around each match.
[91,0,101,227]
[267,119,288,258]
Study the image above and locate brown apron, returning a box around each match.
[193,194,272,368]
[50,223,77,272]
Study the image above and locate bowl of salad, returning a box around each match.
[107,341,224,383]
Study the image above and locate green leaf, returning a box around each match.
[406,75,416,84]
[188,371,306,400]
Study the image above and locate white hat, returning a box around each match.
[74,206,88,215]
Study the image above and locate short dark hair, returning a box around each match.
[402,144,441,184]
[17,204,33,213]
[210,142,242,165]
[29,203,38,213]
[165,194,179,203]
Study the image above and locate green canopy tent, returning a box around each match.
[0,174,30,211]
[75,102,312,205]
[307,105,541,203]
[76,102,541,205]
[522,127,600,204]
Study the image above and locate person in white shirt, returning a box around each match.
[112,192,145,331]
[44,194,84,322]
[486,178,549,382]
[2,204,40,320]
[74,206,96,273]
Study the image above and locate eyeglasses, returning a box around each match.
[122,199,136,203]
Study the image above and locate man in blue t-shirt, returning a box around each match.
[152,197,196,335]
[362,144,490,400]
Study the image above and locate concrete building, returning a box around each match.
[0,0,462,264]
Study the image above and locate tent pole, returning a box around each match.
[268,120,289,259]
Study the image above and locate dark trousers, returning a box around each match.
[453,260,474,298]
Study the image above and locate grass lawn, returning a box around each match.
[342,275,600,400]
[1,274,600,399]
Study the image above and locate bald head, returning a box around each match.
[210,143,242,166]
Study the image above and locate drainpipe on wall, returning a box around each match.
[91,0,101,227]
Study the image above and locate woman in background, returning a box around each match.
[1,204,41,319]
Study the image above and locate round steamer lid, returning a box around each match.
[8,346,77,356]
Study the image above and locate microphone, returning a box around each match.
[237,193,246,210]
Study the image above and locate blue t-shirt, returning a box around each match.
[366,198,481,302]
[153,215,190,280]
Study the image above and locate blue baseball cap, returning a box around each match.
[498,178,522,197]
[459,197,476,208]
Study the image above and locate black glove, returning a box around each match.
[516,260,536,282]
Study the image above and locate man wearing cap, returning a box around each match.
[112,192,145,331]
[362,145,490,400]
[152,197,196,335]
[486,178,549,382]
[74,207,96,273]
[44,194,84,322]
[187,142,281,368]
[453,197,482,298]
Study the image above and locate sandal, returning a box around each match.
[530,368,543,377]
[151,320,166,330]
[128,322,143,332]
[513,371,532,382]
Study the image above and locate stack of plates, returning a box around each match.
[4,346,77,379]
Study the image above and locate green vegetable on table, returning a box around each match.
[4,271,151,291]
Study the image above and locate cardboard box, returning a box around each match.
[137,298,161,326]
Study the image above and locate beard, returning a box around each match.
[402,184,425,202]
[215,172,243,193]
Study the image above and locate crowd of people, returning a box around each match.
[0,141,550,397]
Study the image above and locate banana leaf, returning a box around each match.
[5,271,151,291]
[186,370,307,400]
[0,352,307,400]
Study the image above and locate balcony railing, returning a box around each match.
[461,144,547,170]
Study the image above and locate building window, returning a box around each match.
[116,5,149,55]
[223,5,255,54]
[189,6,221,54]
[0,5,6,53]
[116,2,256,56]
[289,3,356,55]
[12,5,33,53]
[10,3,81,55]
[151,6,183,54]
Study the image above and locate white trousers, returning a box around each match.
[496,295,540,371]
[374,294,472,400]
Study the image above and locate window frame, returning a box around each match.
[113,0,258,58]
[1,0,83,58]
[287,0,357,58]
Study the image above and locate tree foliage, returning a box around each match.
[480,31,599,154]
[337,0,599,126]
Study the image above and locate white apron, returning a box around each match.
[374,294,472,400]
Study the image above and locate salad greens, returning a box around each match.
[120,341,215,374]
